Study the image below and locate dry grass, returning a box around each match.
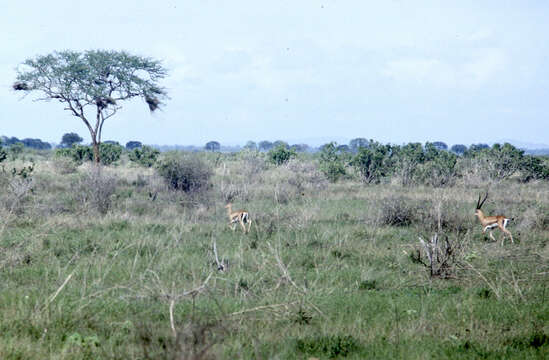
[1,150,548,359]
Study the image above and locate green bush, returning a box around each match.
[418,143,457,187]
[462,143,548,182]
[156,153,212,193]
[99,143,123,165]
[9,142,24,160]
[268,144,296,166]
[391,143,424,186]
[351,141,391,183]
[55,145,93,164]
[318,142,346,182]
[0,140,6,163]
[129,145,160,167]
[519,155,549,182]
[55,143,122,165]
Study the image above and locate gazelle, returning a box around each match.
[225,203,252,233]
[475,192,513,246]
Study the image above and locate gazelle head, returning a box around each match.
[224,203,232,209]
[475,192,488,218]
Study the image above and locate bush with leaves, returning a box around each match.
[417,143,457,187]
[351,141,391,183]
[129,145,160,167]
[390,143,425,186]
[519,155,549,182]
[55,143,122,165]
[156,153,212,193]
[9,142,24,160]
[268,144,297,166]
[0,139,6,163]
[98,143,123,165]
[463,143,542,181]
[56,145,93,164]
[318,142,346,182]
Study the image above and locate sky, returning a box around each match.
[1,1,548,147]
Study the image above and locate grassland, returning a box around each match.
[1,150,548,359]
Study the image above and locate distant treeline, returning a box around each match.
[2,134,549,156]
[0,136,52,150]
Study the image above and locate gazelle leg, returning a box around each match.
[240,220,247,233]
[247,219,252,233]
[504,229,513,244]
[504,227,514,244]
[489,231,496,242]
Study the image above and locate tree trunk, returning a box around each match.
[92,140,101,165]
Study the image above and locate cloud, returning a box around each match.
[381,48,507,89]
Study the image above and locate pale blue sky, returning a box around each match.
[1,1,548,147]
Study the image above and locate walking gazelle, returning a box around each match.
[225,203,252,233]
[475,192,514,246]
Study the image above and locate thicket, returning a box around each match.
[155,152,213,193]
[318,142,347,182]
[128,145,160,167]
[55,143,123,165]
[319,141,547,186]
[268,144,297,165]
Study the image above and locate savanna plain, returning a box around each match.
[1,147,548,359]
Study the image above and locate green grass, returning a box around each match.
[1,153,548,359]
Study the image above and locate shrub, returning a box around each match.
[351,141,391,183]
[519,155,549,182]
[9,142,24,160]
[0,140,6,163]
[268,145,296,166]
[156,153,212,193]
[52,156,78,175]
[380,196,417,226]
[129,145,160,167]
[0,163,35,215]
[76,168,118,215]
[55,143,122,165]
[99,143,123,165]
[318,142,346,182]
[391,143,424,186]
[55,145,93,164]
[418,143,457,187]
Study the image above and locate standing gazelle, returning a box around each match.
[475,193,514,246]
[225,203,252,233]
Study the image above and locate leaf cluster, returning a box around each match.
[268,145,297,166]
[55,143,123,165]
[15,50,168,112]
[128,145,160,167]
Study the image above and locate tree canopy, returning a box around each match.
[14,50,168,163]
[205,141,221,152]
[60,132,83,148]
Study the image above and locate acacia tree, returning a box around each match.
[204,141,221,152]
[13,50,168,164]
[60,132,83,148]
